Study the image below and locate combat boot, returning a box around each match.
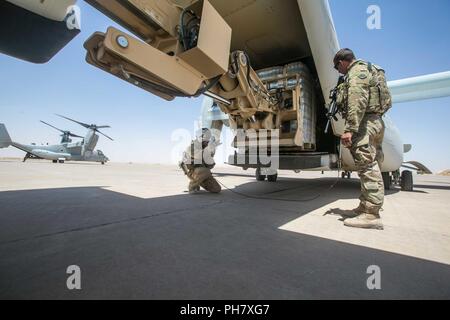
[188,182,200,194]
[344,211,384,230]
[340,203,365,218]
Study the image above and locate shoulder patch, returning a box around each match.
[358,73,368,79]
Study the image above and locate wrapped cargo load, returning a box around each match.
[257,62,316,149]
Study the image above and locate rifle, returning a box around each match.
[179,161,189,175]
[324,76,345,134]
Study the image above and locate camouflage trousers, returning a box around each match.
[350,114,385,211]
[187,166,221,193]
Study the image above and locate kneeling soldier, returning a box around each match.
[180,128,221,194]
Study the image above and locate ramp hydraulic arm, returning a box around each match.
[84,0,277,128]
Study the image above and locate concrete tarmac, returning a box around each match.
[0,160,449,299]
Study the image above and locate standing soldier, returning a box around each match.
[180,128,221,194]
[334,48,392,230]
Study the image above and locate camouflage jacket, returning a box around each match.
[338,59,373,133]
[182,140,216,169]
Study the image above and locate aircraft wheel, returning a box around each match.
[255,168,266,181]
[382,172,392,190]
[52,160,57,163]
[58,160,65,164]
[341,171,351,179]
[400,170,413,191]
[101,162,105,165]
[267,174,278,182]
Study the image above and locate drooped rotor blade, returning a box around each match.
[96,129,114,141]
[55,114,91,129]
[95,125,111,129]
[40,120,65,133]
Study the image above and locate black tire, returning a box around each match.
[346,172,351,179]
[382,172,392,190]
[52,160,57,163]
[341,172,346,179]
[401,170,413,191]
[58,160,64,164]
[267,174,278,182]
[255,168,266,181]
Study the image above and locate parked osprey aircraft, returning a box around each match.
[1,0,449,190]
[0,115,112,164]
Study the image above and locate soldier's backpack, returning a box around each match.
[367,62,392,115]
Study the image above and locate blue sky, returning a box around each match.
[1,0,449,171]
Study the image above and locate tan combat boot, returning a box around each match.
[340,203,365,218]
[188,182,200,194]
[344,207,384,230]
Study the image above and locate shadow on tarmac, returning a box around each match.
[0,177,449,299]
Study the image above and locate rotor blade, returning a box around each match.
[69,132,84,139]
[40,120,64,133]
[96,129,114,141]
[95,125,111,129]
[55,114,91,129]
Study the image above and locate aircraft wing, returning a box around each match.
[388,71,450,103]
[0,0,81,63]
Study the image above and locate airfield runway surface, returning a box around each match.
[0,159,449,299]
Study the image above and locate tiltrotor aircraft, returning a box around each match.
[1,0,449,190]
[0,115,112,164]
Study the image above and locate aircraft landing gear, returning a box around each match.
[52,160,57,163]
[400,170,413,191]
[23,153,32,162]
[256,168,278,182]
[341,171,351,179]
[255,168,266,181]
[392,170,400,185]
[381,170,413,191]
[382,172,393,190]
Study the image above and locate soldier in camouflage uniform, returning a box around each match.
[334,48,390,230]
[180,128,221,194]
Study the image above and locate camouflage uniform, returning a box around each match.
[338,60,386,221]
[182,139,221,194]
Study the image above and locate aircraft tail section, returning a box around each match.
[0,124,12,148]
